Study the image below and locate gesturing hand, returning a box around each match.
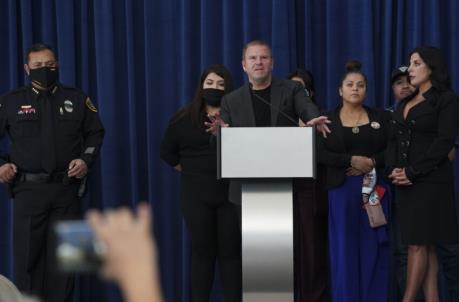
[306,116,331,138]
[204,111,229,135]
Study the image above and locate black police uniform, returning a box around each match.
[0,83,105,302]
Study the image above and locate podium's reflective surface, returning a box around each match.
[241,180,293,302]
[218,127,315,302]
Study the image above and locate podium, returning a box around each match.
[217,127,315,302]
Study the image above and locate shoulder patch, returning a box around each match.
[85,97,98,112]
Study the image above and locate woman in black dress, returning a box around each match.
[160,65,241,302]
[386,46,459,302]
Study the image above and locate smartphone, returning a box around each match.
[54,220,105,273]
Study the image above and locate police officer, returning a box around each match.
[0,43,105,302]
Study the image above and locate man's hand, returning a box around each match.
[388,168,412,186]
[0,163,17,183]
[306,116,331,138]
[204,111,229,135]
[68,159,88,178]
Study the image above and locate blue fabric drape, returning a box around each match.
[1,1,459,301]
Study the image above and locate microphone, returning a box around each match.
[248,83,299,126]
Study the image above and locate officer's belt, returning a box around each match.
[16,171,68,184]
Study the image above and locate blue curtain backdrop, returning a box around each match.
[1,0,459,301]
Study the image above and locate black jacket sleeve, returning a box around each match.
[384,113,398,177]
[79,96,105,167]
[406,92,459,181]
[372,110,391,169]
[293,82,320,122]
[317,135,352,167]
[160,121,181,167]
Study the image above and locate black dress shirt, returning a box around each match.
[0,84,105,173]
[251,86,271,127]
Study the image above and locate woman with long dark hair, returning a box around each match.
[387,46,459,302]
[160,65,241,302]
[319,60,391,302]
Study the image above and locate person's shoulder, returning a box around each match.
[169,107,191,124]
[0,86,28,101]
[439,89,458,101]
[273,78,301,90]
[58,84,88,98]
[365,105,391,123]
[223,84,246,100]
[427,89,459,109]
[324,106,341,119]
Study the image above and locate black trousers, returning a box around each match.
[181,197,241,302]
[293,177,330,302]
[13,181,81,302]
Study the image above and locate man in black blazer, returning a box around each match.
[206,40,329,204]
[218,40,327,130]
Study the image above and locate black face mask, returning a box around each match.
[29,66,59,90]
[202,88,225,107]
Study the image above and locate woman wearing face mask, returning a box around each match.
[318,60,391,302]
[386,46,459,302]
[160,65,241,302]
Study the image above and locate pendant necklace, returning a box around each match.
[351,110,364,134]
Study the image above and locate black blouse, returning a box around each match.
[160,112,218,176]
[160,111,229,202]
[318,105,390,189]
[342,124,373,156]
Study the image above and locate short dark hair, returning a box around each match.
[242,40,272,59]
[409,46,451,91]
[288,69,315,92]
[26,43,57,63]
[287,68,316,104]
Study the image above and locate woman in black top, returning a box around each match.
[160,65,241,302]
[386,46,459,302]
[318,61,390,302]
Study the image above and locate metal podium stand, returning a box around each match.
[217,127,315,302]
